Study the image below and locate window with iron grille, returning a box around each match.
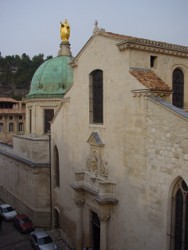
[173,68,184,108]
[170,179,188,250]
[89,70,103,124]
[44,109,54,134]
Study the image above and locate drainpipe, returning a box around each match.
[48,133,53,229]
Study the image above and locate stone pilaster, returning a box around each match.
[98,214,110,250]
[75,198,85,250]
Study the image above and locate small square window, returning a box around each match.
[150,56,157,68]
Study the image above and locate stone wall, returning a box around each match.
[0,146,51,228]
[145,96,188,249]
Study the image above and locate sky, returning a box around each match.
[0,0,188,59]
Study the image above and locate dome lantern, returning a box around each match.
[27,20,73,99]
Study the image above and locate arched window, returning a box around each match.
[172,69,184,108]
[54,208,60,228]
[9,123,14,132]
[54,146,60,187]
[89,70,103,124]
[171,178,188,250]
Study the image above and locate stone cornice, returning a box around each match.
[132,89,172,97]
[71,183,118,205]
[117,38,188,57]
[0,148,49,168]
[24,97,70,106]
[72,171,118,205]
[24,98,63,104]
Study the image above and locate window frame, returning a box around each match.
[9,122,14,132]
[170,178,188,250]
[18,122,23,132]
[89,69,103,125]
[172,68,184,108]
[43,109,54,134]
[0,123,4,132]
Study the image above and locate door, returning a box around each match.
[91,212,100,250]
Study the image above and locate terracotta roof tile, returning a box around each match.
[103,32,135,41]
[129,69,171,91]
[0,97,19,103]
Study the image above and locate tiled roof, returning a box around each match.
[102,31,135,41]
[0,97,19,103]
[129,69,171,91]
[99,30,188,56]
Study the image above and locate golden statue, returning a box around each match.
[60,19,70,42]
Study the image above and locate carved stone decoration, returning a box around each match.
[99,159,108,177]
[98,213,110,222]
[86,149,99,176]
[86,132,108,178]
[75,198,85,207]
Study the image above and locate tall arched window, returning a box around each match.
[89,70,103,124]
[172,69,184,108]
[171,178,188,250]
[54,146,60,187]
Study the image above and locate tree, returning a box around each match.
[0,53,53,99]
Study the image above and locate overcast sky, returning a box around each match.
[0,0,188,58]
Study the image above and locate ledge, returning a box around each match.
[0,148,49,168]
[71,183,118,205]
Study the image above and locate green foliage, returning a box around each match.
[0,53,53,98]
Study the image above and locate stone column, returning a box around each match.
[75,198,85,250]
[99,214,110,250]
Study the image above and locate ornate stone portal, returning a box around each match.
[71,132,118,250]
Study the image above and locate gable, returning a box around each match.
[87,132,104,147]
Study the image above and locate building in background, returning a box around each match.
[0,97,25,145]
[0,20,73,229]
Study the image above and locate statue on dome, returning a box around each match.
[60,19,70,42]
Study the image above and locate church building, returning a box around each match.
[0,20,188,250]
[50,22,188,250]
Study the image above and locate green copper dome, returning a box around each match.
[27,55,73,99]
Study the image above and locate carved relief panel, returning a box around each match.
[86,132,108,178]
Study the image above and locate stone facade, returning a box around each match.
[50,29,188,250]
[0,98,25,144]
[0,26,188,250]
[0,142,51,228]
[0,97,63,228]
